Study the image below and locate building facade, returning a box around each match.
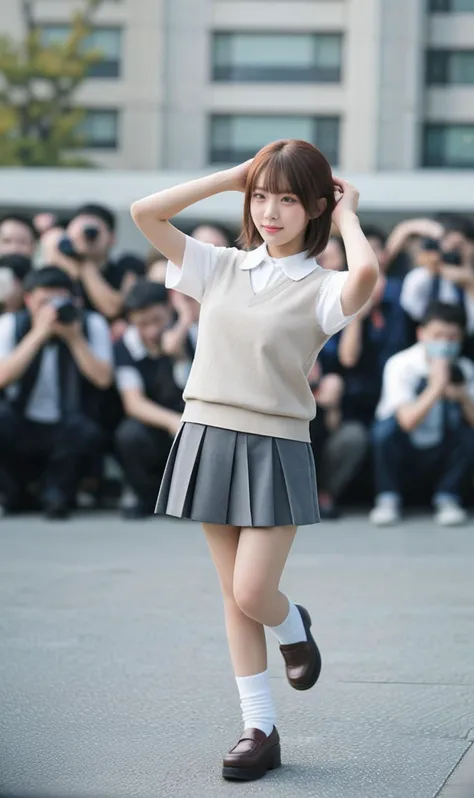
[1,0,474,244]
[4,0,474,172]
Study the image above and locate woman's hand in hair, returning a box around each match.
[224,159,254,193]
[331,178,360,229]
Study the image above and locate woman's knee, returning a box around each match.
[232,575,268,620]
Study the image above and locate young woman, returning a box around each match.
[131,139,379,782]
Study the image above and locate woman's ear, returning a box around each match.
[311,198,327,219]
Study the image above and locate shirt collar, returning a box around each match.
[239,243,320,281]
[123,325,148,361]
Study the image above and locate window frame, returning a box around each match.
[429,0,474,12]
[423,123,474,168]
[208,114,340,165]
[39,24,123,79]
[426,49,474,84]
[211,30,343,84]
[78,108,120,150]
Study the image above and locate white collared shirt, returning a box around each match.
[400,266,474,333]
[376,342,474,447]
[166,236,356,336]
[0,311,112,423]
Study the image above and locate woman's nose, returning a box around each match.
[264,202,279,221]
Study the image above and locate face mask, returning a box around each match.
[425,340,461,361]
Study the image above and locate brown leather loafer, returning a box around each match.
[222,726,281,781]
[279,604,322,690]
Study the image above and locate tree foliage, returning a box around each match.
[0,0,104,167]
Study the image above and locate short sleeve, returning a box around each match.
[400,268,431,321]
[0,313,16,359]
[116,365,145,393]
[376,355,417,420]
[165,235,227,302]
[315,271,357,336]
[86,313,113,363]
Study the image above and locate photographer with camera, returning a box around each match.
[0,267,113,519]
[369,302,474,527]
[400,224,474,358]
[47,204,145,322]
[114,281,184,519]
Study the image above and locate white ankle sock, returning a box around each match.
[269,599,307,645]
[235,670,276,737]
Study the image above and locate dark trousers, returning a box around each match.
[372,416,474,501]
[114,418,173,506]
[0,402,105,508]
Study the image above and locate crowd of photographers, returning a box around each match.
[0,206,473,526]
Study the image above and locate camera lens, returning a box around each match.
[84,226,99,242]
[50,297,79,324]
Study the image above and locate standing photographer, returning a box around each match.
[0,267,112,519]
[400,232,474,359]
[370,302,474,527]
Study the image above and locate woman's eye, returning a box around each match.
[282,196,297,203]
[253,193,265,200]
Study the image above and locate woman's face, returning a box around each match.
[250,171,309,255]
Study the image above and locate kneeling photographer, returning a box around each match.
[370,302,474,527]
[0,267,113,519]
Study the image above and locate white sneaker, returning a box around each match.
[434,500,467,527]
[369,498,401,526]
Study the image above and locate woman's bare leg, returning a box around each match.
[202,523,267,676]
[232,526,298,626]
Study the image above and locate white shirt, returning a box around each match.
[376,342,474,448]
[0,311,113,423]
[400,266,474,333]
[166,236,356,337]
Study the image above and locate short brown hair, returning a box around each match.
[239,140,336,259]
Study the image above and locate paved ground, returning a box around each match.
[0,513,474,798]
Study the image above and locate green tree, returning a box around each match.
[0,0,105,167]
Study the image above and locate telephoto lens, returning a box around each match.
[58,235,80,259]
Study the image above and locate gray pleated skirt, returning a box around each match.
[155,422,320,527]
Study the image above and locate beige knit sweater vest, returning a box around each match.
[182,248,332,442]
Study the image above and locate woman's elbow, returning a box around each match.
[130,200,144,222]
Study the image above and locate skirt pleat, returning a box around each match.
[156,422,320,527]
[227,433,253,527]
[190,425,237,524]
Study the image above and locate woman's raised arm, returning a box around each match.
[130,162,251,267]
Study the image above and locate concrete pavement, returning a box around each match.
[1,513,473,798]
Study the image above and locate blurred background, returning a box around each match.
[1,0,474,250]
[0,0,473,523]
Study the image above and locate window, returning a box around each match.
[429,0,474,10]
[40,25,122,78]
[78,109,119,149]
[212,32,342,83]
[209,115,340,164]
[423,124,474,167]
[427,50,474,84]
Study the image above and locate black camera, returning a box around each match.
[442,250,463,267]
[58,235,82,261]
[84,225,100,242]
[450,363,465,385]
[420,237,440,252]
[49,296,80,324]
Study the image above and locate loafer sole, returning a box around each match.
[222,743,281,781]
[288,605,322,691]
